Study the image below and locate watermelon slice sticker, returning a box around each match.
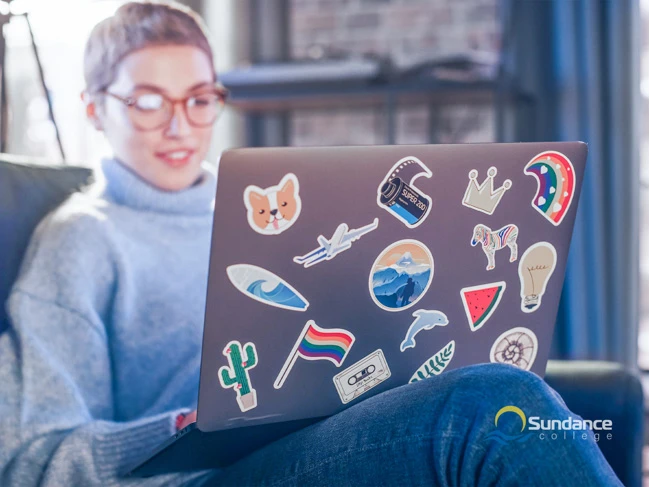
[460,281,506,332]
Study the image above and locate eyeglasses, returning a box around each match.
[100,84,229,131]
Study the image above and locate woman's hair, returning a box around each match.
[83,0,215,94]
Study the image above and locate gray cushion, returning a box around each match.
[0,155,93,334]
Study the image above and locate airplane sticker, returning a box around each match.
[293,218,379,268]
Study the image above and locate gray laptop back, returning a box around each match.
[197,142,587,433]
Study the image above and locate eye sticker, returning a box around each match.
[518,242,557,313]
[400,309,449,351]
[243,173,302,235]
[470,223,519,271]
[333,349,391,404]
[368,239,434,312]
[377,156,432,228]
[524,151,575,226]
[226,264,309,311]
[218,340,258,412]
[294,218,379,268]
[409,340,455,383]
[462,166,512,215]
[490,327,538,371]
[460,281,506,332]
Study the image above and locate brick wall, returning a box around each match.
[288,0,501,146]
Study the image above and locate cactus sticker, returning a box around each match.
[218,340,259,412]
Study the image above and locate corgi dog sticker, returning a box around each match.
[244,173,302,235]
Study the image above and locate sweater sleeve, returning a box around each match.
[0,202,207,486]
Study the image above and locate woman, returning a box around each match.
[0,1,623,486]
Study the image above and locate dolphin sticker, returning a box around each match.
[400,309,449,352]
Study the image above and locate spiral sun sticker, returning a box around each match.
[489,327,538,371]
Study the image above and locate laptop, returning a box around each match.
[125,141,587,477]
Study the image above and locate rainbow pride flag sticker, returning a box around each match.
[524,151,575,226]
[274,320,355,389]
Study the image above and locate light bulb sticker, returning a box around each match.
[524,151,575,226]
[490,327,538,371]
[518,242,557,313]
[470,223,519,271]
[377,156,432,228]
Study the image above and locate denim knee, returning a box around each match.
[409,362,568,419]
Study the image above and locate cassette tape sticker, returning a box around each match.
[294,218,379,268]
[333,349,391,404]
[400,309,449,352]
[243,173,302,235]
[377,156,432,228]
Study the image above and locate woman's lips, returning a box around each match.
[155,149,196,168]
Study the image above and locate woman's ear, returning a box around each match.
[81,91,103,131]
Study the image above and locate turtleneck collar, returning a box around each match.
[99,158,216,216]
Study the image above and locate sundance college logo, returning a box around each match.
[485,405,613,444]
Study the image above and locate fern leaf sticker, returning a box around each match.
[409,340,455,383]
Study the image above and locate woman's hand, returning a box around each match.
[176,410,197,431]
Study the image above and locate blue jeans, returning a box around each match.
[199,363,622,486]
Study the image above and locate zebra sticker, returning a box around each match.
[470,223,519,271]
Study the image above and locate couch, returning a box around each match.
[0,155,644,486]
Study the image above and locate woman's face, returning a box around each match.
[89,45,216,192]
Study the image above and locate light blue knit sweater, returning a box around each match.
[0,159,218,486]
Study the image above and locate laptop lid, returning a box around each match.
[197,142,587,433]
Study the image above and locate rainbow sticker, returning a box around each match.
[523,151,575,226]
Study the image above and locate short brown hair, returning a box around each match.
[83,0,215,94]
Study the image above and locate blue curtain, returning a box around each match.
[507,0,641,367]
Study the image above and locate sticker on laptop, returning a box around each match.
[369,239,434,312]
[471,223,519,271]
[460,281,506,332]
[377,156,432,228]
[218,340,258,412]
[462,166,512,215]
[524,151,575,226]
[294,218,379,268]
[333,349,391,404]
[409,340,455,383]
[244,173,302,235]
[400,309,449,351]
[518,242,557,313]
[226,264,309,311]
[490,327,538,371]
[274,320,355,389]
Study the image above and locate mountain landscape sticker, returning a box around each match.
[460,281,506,332]
[368,239,434,312]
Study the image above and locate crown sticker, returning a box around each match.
[462,167,512,215]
